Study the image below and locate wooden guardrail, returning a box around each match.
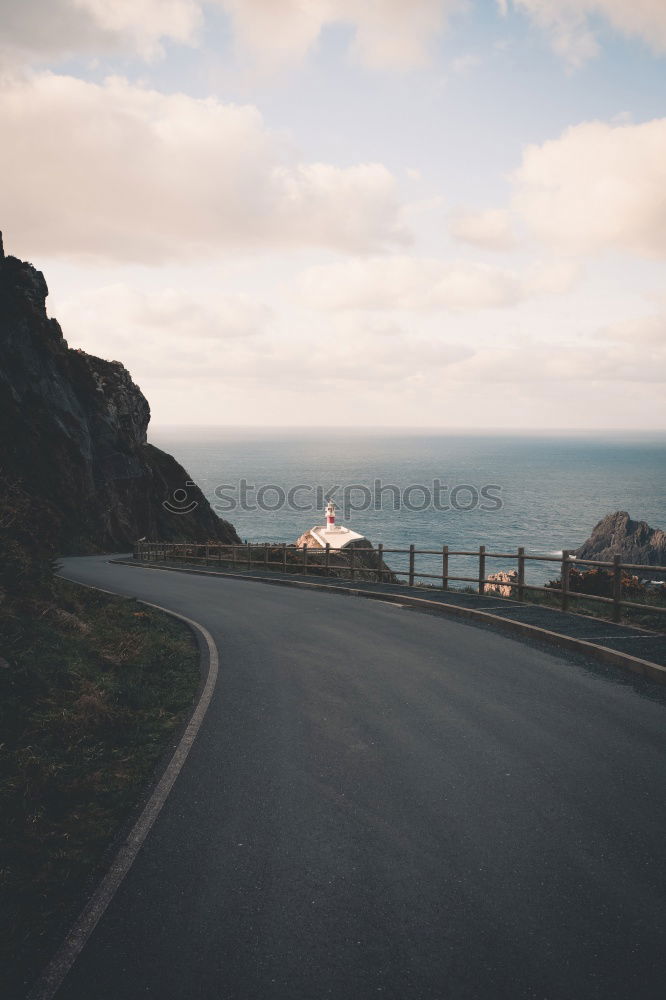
[134,541,666,625]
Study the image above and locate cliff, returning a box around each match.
[0,233,240,552]
[575,512,666,570]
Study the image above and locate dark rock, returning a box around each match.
[0,232,240,553]
[293,529,396,582]
[575,512,666,572]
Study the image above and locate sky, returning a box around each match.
[1,0,665,431]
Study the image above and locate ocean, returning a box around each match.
[149,429,666,585]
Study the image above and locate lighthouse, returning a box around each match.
[325,499,337,532]
[294,496,366,550]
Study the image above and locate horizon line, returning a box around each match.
[148,425,666,435]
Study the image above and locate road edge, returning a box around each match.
[114,560,666,686]
[27,584,220,1000]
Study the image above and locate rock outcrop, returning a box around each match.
[294,530,326,550]
[575,512,666,572]
[0,233,240,552]
[485,569,518,597]
[293,529,396,582]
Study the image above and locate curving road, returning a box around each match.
[49,555,665,1000]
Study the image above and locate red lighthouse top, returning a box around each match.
[299,498,365,550]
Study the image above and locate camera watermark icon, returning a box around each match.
[162,481,199,515]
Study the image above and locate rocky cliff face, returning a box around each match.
[293,529,396,582]
[0,233,240,552]
[575,512,666,569]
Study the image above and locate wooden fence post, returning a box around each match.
[478,545,486,595]
[350,545,356,582]
[264,543,269,571]
[517,546,525,602]
[325,542,331,577]
[442,545,449,591]
[377,543,383,584]
[283,543,288,574]
[613,554,622,624]
[561,550,570,612]
[302,544,308,575]
[408,544,415,587]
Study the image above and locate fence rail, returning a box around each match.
[134,541,666,625]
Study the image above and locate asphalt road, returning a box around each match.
[51,555,665,1000]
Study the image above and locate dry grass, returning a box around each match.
[0,579,200,999]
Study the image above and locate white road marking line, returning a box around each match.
[28,586,219,1000]
[578,634,658,641]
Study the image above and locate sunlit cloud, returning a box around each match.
[512,118,666,258]
[292,255,577,311]
[215,0,464,73]
[0,0,201,66]
[0,74,408,262]
[449,209,516,251]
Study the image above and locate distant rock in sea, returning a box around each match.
[0,232,240,553]
[485,569,518,598]
[575,512,666,570]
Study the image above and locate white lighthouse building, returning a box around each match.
[296,499,366,550]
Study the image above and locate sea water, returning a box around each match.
[149,429,666,585]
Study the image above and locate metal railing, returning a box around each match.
[134,540,666,624]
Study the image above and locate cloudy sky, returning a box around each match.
[2,0,665,430]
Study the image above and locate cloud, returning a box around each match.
[56,283,471,386]
[450,339,666,383]
[0,0,201,66]
[0,73,408,262]
[54,282,276,383]
[61,284,271,342]
[298,318,473,382]
[292,255,576,311]
[5,1,666,75]
[449,208,516,250]
[511,118,666,258]
[0,1,465,75]
[597,313,666,347]
[500,1,666,67]
[446,311,666,383]
[216,0,463,72]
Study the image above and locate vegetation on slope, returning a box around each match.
[0,479,200,998]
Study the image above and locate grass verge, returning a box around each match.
[0,578,200,999]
